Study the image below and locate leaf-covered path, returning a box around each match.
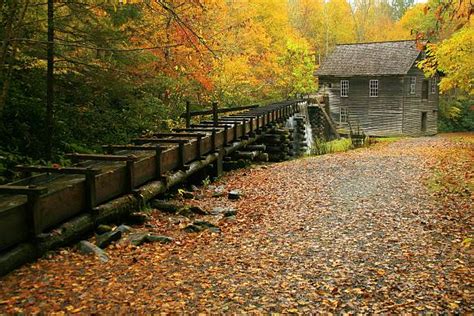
[1,135,472,313]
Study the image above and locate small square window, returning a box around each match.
[369,79,378,97]
[340,80,349,97]
[410,77,416,94]
[340,106,348,123]
[431,77,437,94]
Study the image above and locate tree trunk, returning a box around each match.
[46,0,54,160]
[0,1,29,117]
[0,1,18,117]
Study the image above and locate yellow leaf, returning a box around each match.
[461,237,472,248]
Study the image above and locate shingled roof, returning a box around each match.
[316,40,422,77]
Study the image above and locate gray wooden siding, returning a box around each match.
[402,66,438,136]
[320,76,405,136]
[319,68,439,137]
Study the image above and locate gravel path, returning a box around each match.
[0,135,472,313]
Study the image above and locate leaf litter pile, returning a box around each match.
[0,134,472,313]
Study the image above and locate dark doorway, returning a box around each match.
[421,112,427,132]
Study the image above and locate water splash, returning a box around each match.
[299,101,314,154]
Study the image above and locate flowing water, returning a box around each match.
[299,101,314,153]
[285,101,314,154]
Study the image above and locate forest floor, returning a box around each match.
[0,133,472,314]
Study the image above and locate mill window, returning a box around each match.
[340,106,349,123]
[410,77,416,94]
[340,80,349,97]
[431,77,437,94]
[369,80,378,97]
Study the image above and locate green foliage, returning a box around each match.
[0,147,46,184]
[278,39,317,98]
[310,138,353,156]
[373,137,405,143]
[438,95,474,132]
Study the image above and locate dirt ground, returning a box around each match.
[0,133,472,314]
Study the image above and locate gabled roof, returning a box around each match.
[316,40,422,77]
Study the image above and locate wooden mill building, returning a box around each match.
[316,40,439,136]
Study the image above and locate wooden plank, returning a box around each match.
[0,185,48,195]
[132,138,190,144]
[152,133,206,138]
[14,165,101,175]
[65,153,138,162]
[103,145,166,153]
[179,104,258,118]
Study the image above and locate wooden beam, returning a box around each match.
[132,138,190,144]
[0,185,47,196]
[65,153,138,162]
[14,165,101,175]
[179,104,258,118]
[152,132,206,138]
[102,145,167,153]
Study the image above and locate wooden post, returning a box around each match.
[185,100,191,128]
[0,185,48,238]
[155,145,162,179]
[85,169,97,211]
[196,135,203,159]
[249,117,254,136]
[126,156,136,193]
[211,129,216,152]
[212,101,218,127]
[223,125,228,146]
[178,142,185,170]
[212,148,224,179]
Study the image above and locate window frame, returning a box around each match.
[431,77,437,94]
[340,106,349,123]
[422,79,429,100]
[410,76,416,94]
[340,80,349,97]
[369,79,379,97]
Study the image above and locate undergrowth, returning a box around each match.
[310,138,353,155]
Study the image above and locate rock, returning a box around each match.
[228,190,242,200]
[96,224,113,235]
[176,207,194,217]
[182,191,194,199]
[193,220,218,228]
[129,233,149,246]
[95,230,122,249]
[184,221,220,233]
[125,212,149,225]
[190,185,200,192]
[150,199,181,213]
[145,235,174,244]
[256,153,269,162]
[208,227,221,233]
[210,207,226,215]
[224,209,237,217]
[210,207,235,216]
[184,224,205,233]
[115,224,132,234]
[212,186,226,197]
[77,241,109,262]
[189,206,208,215]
